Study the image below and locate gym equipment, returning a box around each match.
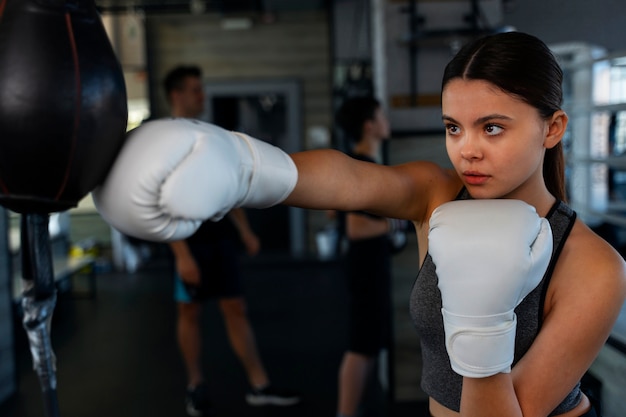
[429,199,552,378]
[0,0,127,415]
[93,118,297,242]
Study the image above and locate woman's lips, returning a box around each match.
[463,171,490,185]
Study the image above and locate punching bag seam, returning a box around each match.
[55,11,81,201]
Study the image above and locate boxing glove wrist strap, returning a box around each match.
[233,132,298,208]
[442,308,517,378]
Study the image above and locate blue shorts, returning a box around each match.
[173,239,243,303]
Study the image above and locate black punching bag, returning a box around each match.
[0,0,128,214]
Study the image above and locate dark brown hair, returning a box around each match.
[442,32,566,201]
[163,65,202,101]
[336,96,381,144]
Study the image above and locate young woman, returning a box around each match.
[282,32,626,417]
[95,31,626,417]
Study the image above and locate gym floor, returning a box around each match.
[0,250,429,417]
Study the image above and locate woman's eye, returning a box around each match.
[485,124,503,135]
[446,124,460,135]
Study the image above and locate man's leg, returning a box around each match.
[337,351,375,417]
[177,301,204,386]
[218,296,269,388]
[177,301,212,416]
[218,296,301,406]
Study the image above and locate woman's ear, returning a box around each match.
[544,110,568,149]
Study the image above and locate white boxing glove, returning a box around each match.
[92,118,297,242]
[428,199,553,378]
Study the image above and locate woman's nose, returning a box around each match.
[460,134,483,160]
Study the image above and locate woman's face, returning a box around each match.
[442,78,550,201]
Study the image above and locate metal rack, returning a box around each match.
[553,44,626,355]
[398,0,508,106]
[555,44,626,232]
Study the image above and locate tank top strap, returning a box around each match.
[538,200,577,326]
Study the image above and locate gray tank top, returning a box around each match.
[409,189,581,414]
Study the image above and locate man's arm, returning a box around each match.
[227,208,260,256]
[169,240,201,286]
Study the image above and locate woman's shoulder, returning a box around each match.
[552,218,626,302]
[398,161,461,199]
[567,220,625,273]
[399,159,455,177]
[388,161,461,222]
